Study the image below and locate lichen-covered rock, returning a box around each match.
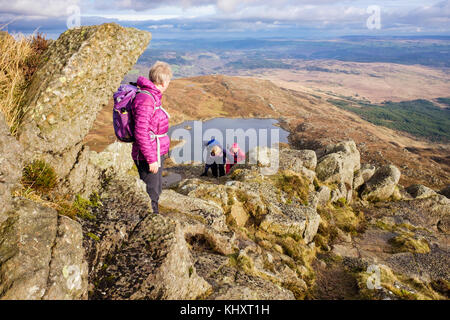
[260,211,306,238]
[302,206,321,244]
[316,152,344,184]
[260,204,320,243]
[360,163,376,182]
[229,201,249,227]
[81,175,153,278]
[361,165,401,201]
[206,267,295,300]
[353,171,364,191]
[406,184,438,199]
[0,113,23,218]
[353,163,375,191]
[235,241,307,291]
[248,146,280,175]
[0,199,87,300]
[89,142,134,177]
[315,140,360,203]
[43,216,88,300]
[280,148,317,172]
[308,185,331,209]
[159,189,227,232]
[17,23,151,181]
[178,181,230,208]
[93,214,211,300]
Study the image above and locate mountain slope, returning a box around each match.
[85,75,449,189]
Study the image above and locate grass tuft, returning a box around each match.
[21,159,58,194]
[0,30,50,134]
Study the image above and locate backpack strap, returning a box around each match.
[136,89,170,118]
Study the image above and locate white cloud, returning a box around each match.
[0,0,80,17]
[1,0,449,35]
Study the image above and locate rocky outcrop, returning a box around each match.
[93,214,211,300]
[0,198,88,300]
[17,23,151,193]
[261,205,320,244]
[61,142,135,197]
[308,185,331,209]
[160,189,228,232]
[315,140,360,203]
[360,165,401,201]
[353,163,376,191]
[0,24,150,301]
[0,113,23,217]
[280,148,317,172]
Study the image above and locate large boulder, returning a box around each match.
[0,113,23,218]
[279,149,317,172]
[159,189,228,232]
[260,204,320,244]
[315,140,360,203]
[361,165,401,201]
[17,23,151,183]
[0,199,88,300]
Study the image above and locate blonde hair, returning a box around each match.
[211,145,222,156]
[149,61,173,85]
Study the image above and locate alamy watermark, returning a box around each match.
[366,264,382,290]
[67,5,81,29]
[170,121,280,175]
[367,5,381,30]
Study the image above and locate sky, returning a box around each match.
[0,0,449,39]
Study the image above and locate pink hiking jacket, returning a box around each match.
[131,76,170,165]
[226,143,246,164]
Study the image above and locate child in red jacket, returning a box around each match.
[132,61,172,215]
[225,143,246,174]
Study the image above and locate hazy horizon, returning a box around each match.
[1,1,450,39]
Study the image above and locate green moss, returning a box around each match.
[227,252,240,267]
[273,171,309,205]
[332,205,361,234]
[21,159,58,193]
[58,193,101,220]
[388,234,430,254]
[86,232,100,241]
[336,197,347,207]
[355,265,444,300]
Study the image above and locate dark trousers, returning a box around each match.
[203,162,225,177]
[134,159,163,214]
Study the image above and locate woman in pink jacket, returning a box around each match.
[131,61,172,215]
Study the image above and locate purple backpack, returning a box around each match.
[113,83,154,143]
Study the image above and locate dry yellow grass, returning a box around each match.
[0,31,33,133]
[0,28,49,134]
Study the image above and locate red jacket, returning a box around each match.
[131,76,170,164]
